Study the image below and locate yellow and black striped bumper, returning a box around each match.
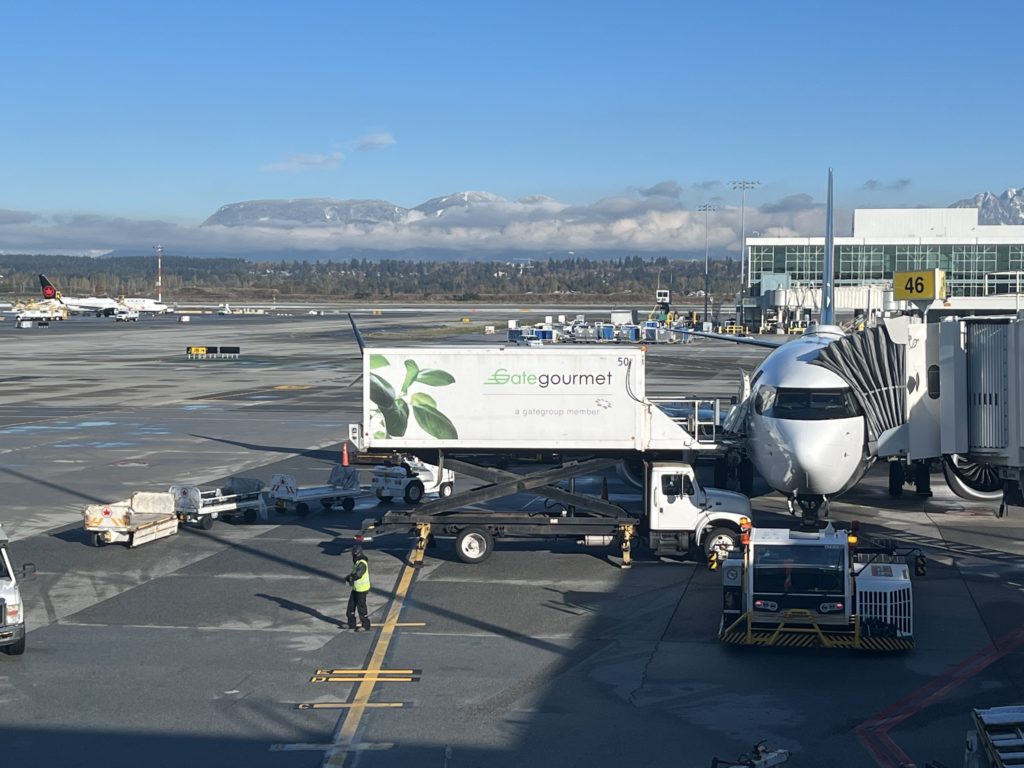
[719,628,914,651]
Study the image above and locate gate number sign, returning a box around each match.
[894,269,946,301]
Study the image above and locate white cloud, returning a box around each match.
[356,132,396,151]
[261,150,344,173]
[0,189,842,256]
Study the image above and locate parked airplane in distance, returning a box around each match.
[120,295,172,314]
[39,275,120,316]
[39,275,172,315]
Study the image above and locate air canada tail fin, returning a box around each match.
[39,275,63,303]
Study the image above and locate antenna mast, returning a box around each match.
[154,245,163,302]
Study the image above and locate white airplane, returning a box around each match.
[40,275,173,315]
[679,170,998,522]
[39,275,120,316]
[119,295,172,314]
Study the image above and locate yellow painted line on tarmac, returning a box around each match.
[297,702,406,710]
[273,384,313,390]
[313,676,417,683]
[315,668,418,676]
[322,546,422,767]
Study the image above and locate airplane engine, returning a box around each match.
[941,454,1004,502]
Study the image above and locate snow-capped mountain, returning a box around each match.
[201,192,513,227]
[201,198,409,228]
[950,187,1024,224]
[412,191,507,218]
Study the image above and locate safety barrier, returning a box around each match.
[186,345,241,360]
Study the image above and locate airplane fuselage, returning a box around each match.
[743,326,872,501]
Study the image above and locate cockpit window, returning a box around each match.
[760,388,861,421]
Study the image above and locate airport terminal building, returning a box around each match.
[742,207,1024,326]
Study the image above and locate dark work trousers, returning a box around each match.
[346,590,370,629]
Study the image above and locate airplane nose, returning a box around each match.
[754,419,864,496]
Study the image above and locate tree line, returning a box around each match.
[0,253,742,303]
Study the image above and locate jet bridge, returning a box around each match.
[812,313,1024,511]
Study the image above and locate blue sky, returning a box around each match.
[1,0,1021,254]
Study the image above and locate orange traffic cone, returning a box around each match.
[342,442,350,467]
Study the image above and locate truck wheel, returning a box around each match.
[339,497,356,512]
[703,527,738,560]
[456,527,493,564]
[404,480,425,504]
[438,482,454,498]
[5,635,25,656]
[243,509,258,524]
[295,502,310,517]
[199,515,214,531]
[91,532,105,548]
[888,461,905,498]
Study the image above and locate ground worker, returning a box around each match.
[345,545,372,632]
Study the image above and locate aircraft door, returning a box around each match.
[650,468,701,531]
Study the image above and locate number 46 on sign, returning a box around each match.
[893,269,946,301]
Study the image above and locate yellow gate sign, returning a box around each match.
[894,269,946,301]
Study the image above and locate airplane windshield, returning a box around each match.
[752,545,845,594]
[755,387,860,421]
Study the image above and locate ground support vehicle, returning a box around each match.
[359,456,750,567]
[354,346,743,566]
[963,705,1024,768]
[83,492,179,548]
[113,307,139,321]
[718,522,919,651]
[271,465,367,515]
[170,477,265,527]
[370,457,454,504]
[0,524,33,655]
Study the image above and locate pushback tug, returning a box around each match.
[719,520,922,651]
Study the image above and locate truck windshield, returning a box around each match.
[752,545,845,594]
[756,387,861,421]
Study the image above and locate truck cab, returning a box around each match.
[0,524,33,655]
[647,461,751,559]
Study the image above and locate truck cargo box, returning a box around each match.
[358,347,708,453]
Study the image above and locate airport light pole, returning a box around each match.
[730,180,760,322]
[698,204,718,323]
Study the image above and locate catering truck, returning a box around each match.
[352,346,744,566]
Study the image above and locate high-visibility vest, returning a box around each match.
[351,558,370,593]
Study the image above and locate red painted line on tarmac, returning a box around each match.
[855,625,1024,768]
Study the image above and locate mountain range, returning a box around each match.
[203,187,1024,230]
[949,187,1024,224]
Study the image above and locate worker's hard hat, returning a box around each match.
[351,545,364,560]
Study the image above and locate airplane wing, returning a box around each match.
[677,328,785,349]
[348,313,367,354]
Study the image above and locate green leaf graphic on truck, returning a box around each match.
[369,358,458,439]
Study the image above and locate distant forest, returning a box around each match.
[0,253,742,304]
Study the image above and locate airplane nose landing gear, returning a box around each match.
[788,494,829,526]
